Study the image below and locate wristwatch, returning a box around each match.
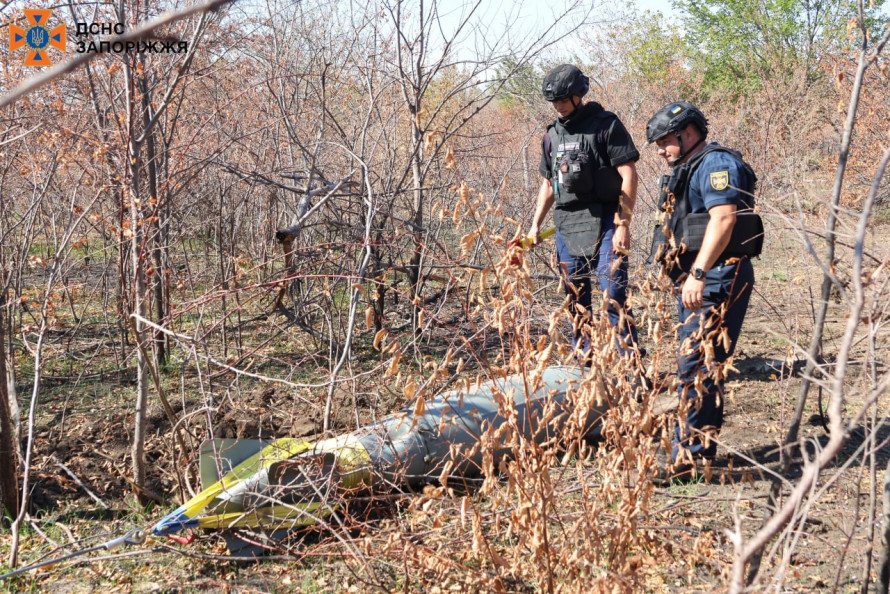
[692,267,706,280]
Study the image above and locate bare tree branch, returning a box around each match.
[0,0,237,110]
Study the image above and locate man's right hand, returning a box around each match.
[527,224,540,246]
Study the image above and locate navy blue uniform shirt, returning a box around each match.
[687,148,752,213]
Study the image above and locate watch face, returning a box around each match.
[694,268,705,280]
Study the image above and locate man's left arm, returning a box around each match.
[681,203,736,310]
[612,161,638,253]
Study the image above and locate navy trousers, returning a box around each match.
[672,258,754,460]
[555,216,640,356]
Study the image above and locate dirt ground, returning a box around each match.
[1,220,887,593]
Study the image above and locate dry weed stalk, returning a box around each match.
[355,180,685,592]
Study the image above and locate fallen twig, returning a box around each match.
[51,454,109,510]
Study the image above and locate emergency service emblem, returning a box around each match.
[710,170,729,191]
[9,9,67,67]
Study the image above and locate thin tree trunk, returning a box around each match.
[522,144,529,192]
[125,43,150,503]
[877,458,890,593]
[0,291,19,522]
[5,307,19,445]
[408,132,424,333]
[323,169,375,431]
[780,3,884,461]
[394,0,427,335]
[8,306,49,568]
[140,74,169,367]
[129,190,150,503]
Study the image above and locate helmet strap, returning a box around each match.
[567,96,580,117]
[668,133,704,168]
[557,96,582,122]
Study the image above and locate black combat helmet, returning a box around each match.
[541,64,590,102]
[645,102,708,143]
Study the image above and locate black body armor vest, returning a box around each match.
[650,144,764,268]
[544,104,627,258]
[546,111,623,208]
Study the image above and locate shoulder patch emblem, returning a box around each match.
[710,170,729,191]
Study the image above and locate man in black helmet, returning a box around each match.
[527,64,641,359]
[645,102,762,483]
